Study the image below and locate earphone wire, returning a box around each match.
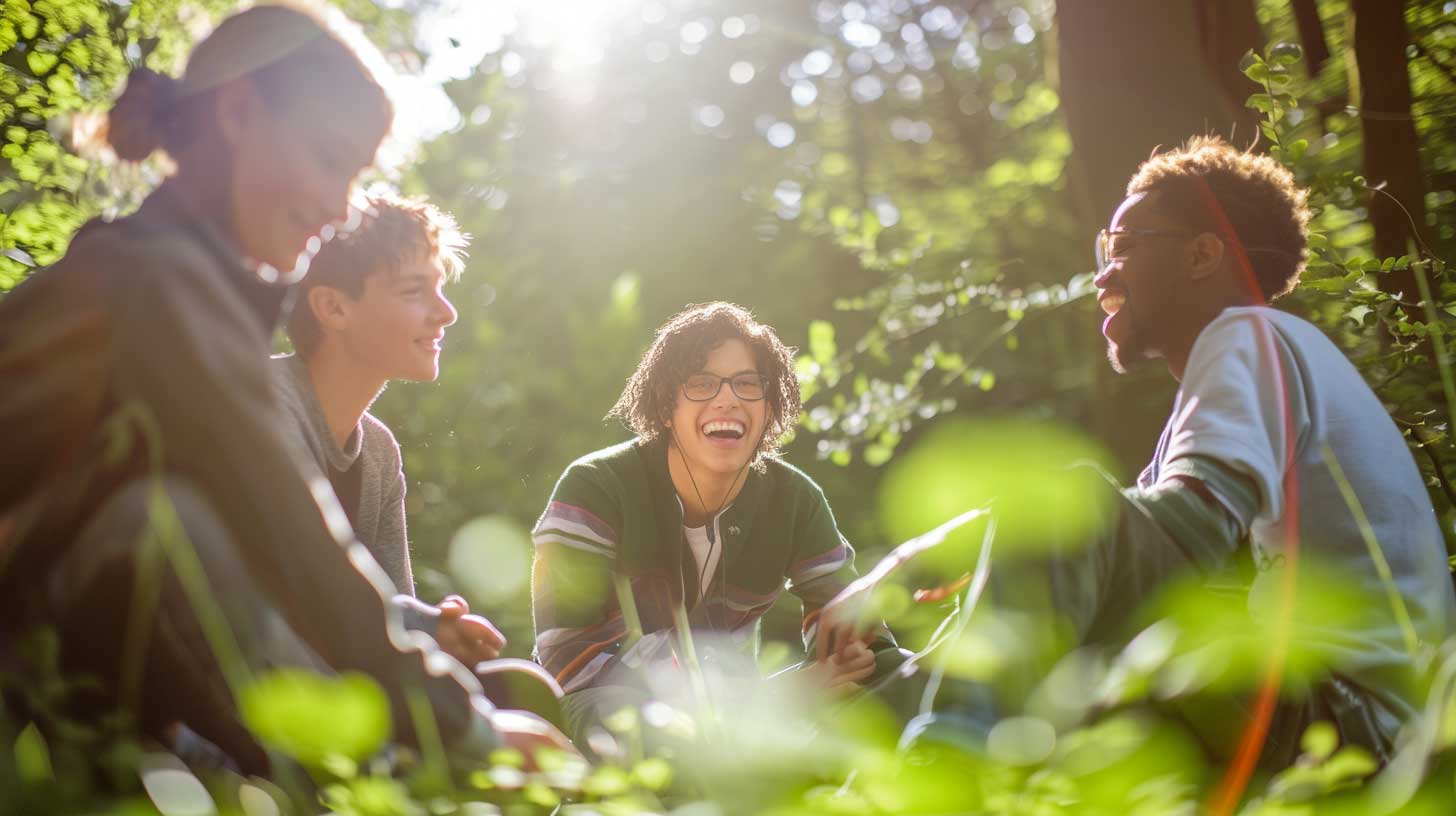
[669,424,756,616]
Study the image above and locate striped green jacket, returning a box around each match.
[530,436,896,693]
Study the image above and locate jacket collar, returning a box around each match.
[134,180,290,334]
[636,435,766,573]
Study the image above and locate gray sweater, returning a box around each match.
[270,354,414,594]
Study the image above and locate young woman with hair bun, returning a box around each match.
[0,2,570,775]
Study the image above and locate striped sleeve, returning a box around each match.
[530,467,627,692]
[534,501,617,557]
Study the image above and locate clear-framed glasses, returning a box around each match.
[682,372,769,402]
[1095,227,1195,274]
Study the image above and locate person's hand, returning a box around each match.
[488,709,581,769]
[805,639,876,695]
[816,507,992,663]
[816,576,879,664]
[435,595,506,665]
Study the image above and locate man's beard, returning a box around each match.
[1107,341,1130,374]
[1105,331,1154,374]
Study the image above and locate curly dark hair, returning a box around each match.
[609,302,801,461]
[1127,135,1311,301]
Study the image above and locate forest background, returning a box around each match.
[3,0,1456,811]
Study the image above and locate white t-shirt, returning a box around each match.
[684,523,721,598]
[1140,306,1455,715]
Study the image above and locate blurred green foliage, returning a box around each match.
[239,669,392,768]
[6,0,1456,813]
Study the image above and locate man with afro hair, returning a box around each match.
[822,136,1454,770]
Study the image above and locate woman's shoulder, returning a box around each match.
[67,211,216,278]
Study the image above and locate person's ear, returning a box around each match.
[307,286,352,333]
[213,78,265,152]
[1188,232,1225,281]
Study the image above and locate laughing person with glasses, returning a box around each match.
[529,302,906,744]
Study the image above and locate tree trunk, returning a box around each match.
[1351,0,1425,302]
[1291,0,1331,76]
[1193,0,1269,147]
[1058,0,1265,466]
[1058,0,1264,237]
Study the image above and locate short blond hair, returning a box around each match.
[288,194,468,356]
[1128,135,1311,301]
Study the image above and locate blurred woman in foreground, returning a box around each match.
[0,2,566,775]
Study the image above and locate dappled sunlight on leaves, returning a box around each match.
[240,669,391,767]
[1118,560,1395,699]
[877,417,1114,561]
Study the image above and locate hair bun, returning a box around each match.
[106,68,180,161]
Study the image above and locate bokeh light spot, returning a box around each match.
[987,716,1056,765]
[680,20,709,45]
[766,122,796,148]
[802,49,833,76]
[449,515,532,603]
[697,104,725,128]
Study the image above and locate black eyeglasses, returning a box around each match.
[682,372,769,402]
[1096,228,1298,276]
[1095,228,1195,274]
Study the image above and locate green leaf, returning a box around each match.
[602,705,638,734]
[1321,747,1377,780]
[865,443,893,467]
[14,722,52,783]
[1243,61,1269,83]
[1301,721,1338,760]
[25,50,57,76]
[524,782,560,807]
[319,754,357,780]
[809,319,837,364]
[631,757,674,791]
[240,670,391,766]
[583,766,631,797]
[1348,305,1372,325]
[1245,93,1275,114]
[1270,42,1303,65]
[1287,138,1308,161]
